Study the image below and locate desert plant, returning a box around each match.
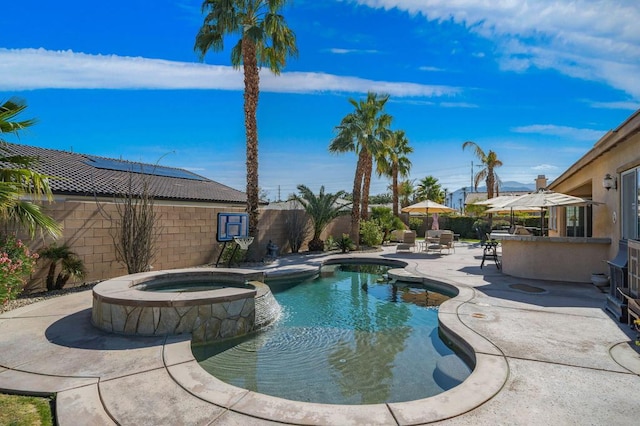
[371,206,405,242]
[329,92,392,247]
[38,243,85,291]
[1,98,61,238]
[333,233,355,253]
[0,234,38,304]
[324,235,336,251]
[360,220,383,247]
[219,244,247,267]
[97,168,161,274]
[284,203,310,253]
[195,0,298,253]
[291,184,349,252]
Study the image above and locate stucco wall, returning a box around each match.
[19,199,350,292]
[501,237,611,282]
[23,199,244,290]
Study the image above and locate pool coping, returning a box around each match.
[161,258,510,425]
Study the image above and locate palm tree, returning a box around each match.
[329,92,392,245]
[38,243,86,291]
[415,175,444,203]
[376,130,412,216]
[195,0,298,246]
[291,184,349,252]
[397,179,414,208]
[0,98,61,238]
[462,141,503,199]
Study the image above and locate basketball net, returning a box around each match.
[233,236,254,250]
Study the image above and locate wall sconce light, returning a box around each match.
[603,173,617,191]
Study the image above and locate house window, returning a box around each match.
[565,205,592,237]
[621,168,640,240]
[549,207,557,231]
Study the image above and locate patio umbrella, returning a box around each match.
[402,200,455,231]
[401,200,456,215]
[472,195,537,228]
[500,190,602,234]
[472,195,522,208]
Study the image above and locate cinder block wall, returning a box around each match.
[18,199,350,292]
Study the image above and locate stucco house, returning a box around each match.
[547,109,640,319]
[497,109,640,320]
[2,143,248,289]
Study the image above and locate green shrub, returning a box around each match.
[1,234,38,304]
[447,216,477,238]
[360,220,383,247]
[408,217,423,232]
[333,234,355,253]
[324,235,335,251]
[371,206,405,241]
[220,244,247,266]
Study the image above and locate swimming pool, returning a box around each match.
[192,264,471,405]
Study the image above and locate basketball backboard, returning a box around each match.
[217,213,249,242]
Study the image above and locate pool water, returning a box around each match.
[192,264,470,405]
[136,280,246,292]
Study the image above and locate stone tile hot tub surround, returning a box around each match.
[92,268,279,343]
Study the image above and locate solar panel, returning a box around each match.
[85,156,206,181]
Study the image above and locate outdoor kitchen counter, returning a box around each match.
[494,235,612,283]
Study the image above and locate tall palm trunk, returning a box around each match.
[351,151,367,247]
[361,153,373,220]
[392,164,399,217]
[242,36,260,240]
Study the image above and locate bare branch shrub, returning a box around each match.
[97,170,161,274]
[284,202,310,253]
[114,176,159,273]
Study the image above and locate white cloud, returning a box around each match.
[328,48,379,54]
[532,164,558,171]
[355,0,640,99]
[0,48,458,98]
[512,124,606,141]
[419,65,444,72]
[586,100,640,111]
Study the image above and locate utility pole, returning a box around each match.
[471,161,474,192]
[462,187,467,215]
[278,185,281,202]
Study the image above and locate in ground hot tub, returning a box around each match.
[91,268,280,343]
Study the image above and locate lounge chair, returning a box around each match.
[390,229,405,243]
[513,225,532,235]
[424,230,442,252]
[437,231,455,254]
[617,288,640,328]
[396,231,416,252]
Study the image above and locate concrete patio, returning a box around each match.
[1,242,639,425]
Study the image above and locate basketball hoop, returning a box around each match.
[233,236,254,250]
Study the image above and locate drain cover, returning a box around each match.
[509,283,546,293]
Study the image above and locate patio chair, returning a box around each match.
[513,225,532,235]
[396,231,416,252]
[437,231,455,254]
[390,229,405,243]
[617,288,640,328]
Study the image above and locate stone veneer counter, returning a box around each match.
[92,268,279,343]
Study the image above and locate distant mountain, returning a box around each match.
[461,181,535,193]
[445,181,536,208]
[497,181,536,192]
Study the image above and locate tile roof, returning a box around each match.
[1,143,247,204]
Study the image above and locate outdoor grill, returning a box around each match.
[605,240,629,322]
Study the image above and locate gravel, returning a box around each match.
[1,282,100,315]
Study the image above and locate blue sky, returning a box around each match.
[2,0,639,201]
